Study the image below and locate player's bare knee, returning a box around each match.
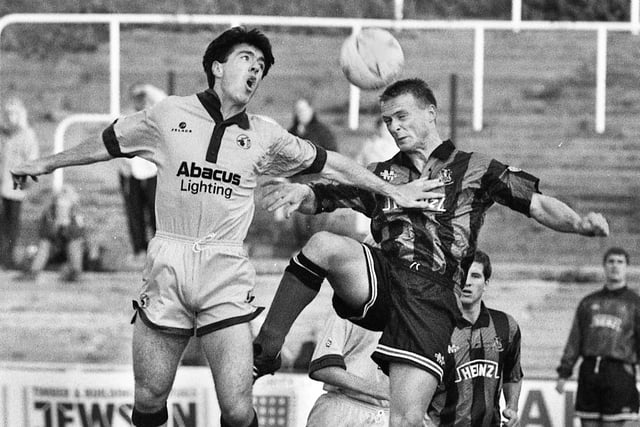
[303,231,337,263]
[134,382,172,411]
[219,399,254,427]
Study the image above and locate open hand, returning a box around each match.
[259,178,314,218]
[388,177,446,211]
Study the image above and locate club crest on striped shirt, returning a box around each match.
[493,336,504,352]
[438,168,453,185]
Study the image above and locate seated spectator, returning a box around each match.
[17,185,97,282]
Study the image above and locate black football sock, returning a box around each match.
[256,251,327,357]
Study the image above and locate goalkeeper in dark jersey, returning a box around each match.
[556,247,640,426]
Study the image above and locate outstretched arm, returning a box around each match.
[318,151,443,210]
[529,193,609,236]
[11,135,113,189]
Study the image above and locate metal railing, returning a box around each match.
[1,8,638,189]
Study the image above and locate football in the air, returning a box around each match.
[339,28,405,90]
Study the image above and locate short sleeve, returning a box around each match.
[256,123,326,177]
[308,314,349,374]
[483,159,540,217]
[504,321,524,383]
[102,107,162,162]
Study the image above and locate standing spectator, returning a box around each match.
[119,84,166,267]
[306,311,389,427]
[17,185,86,282]
[556,247,640,426]
[286,96,340,249]
[427,250,523,427]
[355,117,398,167]
[288,96,337,153]
[0,96,39,269]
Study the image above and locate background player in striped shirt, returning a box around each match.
[556,247,640,426]
[10,28,442,427]
[252,78,609,427]
[427,250,523,427]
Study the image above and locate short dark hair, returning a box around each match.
[380,78,438,109]
[202,26,275,89]
[603,247,630,265]
[473,250,492,281]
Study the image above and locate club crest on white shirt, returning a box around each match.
[237,134,251,149]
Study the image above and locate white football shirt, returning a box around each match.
[103,89,324,241]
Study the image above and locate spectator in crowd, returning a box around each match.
[355,116,398,167]
[556,247,640,426]
[306,311,389,426]
[18,185,87,282]
[0,96,39,269]
[427,250,523,427]
[288,96,337,153]
[119,83,165,267]
[286,96,340,250]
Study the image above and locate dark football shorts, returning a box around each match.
[575,357,639,422]
[331,243,460,381]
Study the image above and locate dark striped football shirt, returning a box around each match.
[427,304,523,427]
[310,139,540,289]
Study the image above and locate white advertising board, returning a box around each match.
[0,364,611,427]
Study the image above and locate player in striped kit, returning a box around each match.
[10,28,441,427]
[556,247,640,426]
[426,250,523,427]
[252,78,609,427]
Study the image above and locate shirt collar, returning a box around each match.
[197,89,250,130]
[457,302,491,328]
[432,139,455,161]
[393,139,455,174]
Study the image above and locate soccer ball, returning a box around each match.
[339,28,405,90]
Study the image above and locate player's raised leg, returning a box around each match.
[131,319,190,427]
[253,231,372,378]
[201,322,258,427]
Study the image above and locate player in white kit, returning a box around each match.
[11,27,442,427]
[306,312,390,426]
